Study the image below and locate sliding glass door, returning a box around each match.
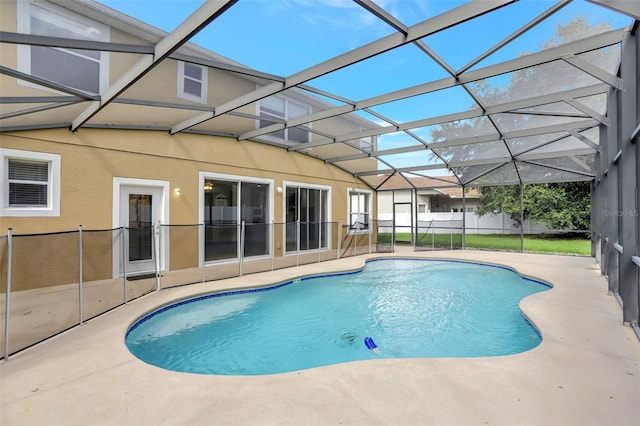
[203,180,238,261]
[203,175,270,262]
[285,185,329,253]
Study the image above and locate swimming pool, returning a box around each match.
[126,258,551,375]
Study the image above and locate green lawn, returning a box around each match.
[378,232,591,255]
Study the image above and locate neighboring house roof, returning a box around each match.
[377,174,481,199]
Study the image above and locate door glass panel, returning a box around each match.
[285,187,298,252]
[241,182,269,257]
[204,180,238,261]
[308,188,321,250]
[300,188,309,251]
[128,194,152,262]
[321,190,328,247]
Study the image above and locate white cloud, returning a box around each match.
[373,0,436,26]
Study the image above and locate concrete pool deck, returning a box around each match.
[1,250,639,426]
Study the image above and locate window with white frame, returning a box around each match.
[418,203,426,213]
[17,0,110,94]
[359,135,375,153]
[1,148,60,217]
[259,95,311,144]
[348,189,371,231]
[178,61,208,104]
[358,127,377,153]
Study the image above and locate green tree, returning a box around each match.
[430,16,608,233]
[428,16,617,174]
[476,182,591,230]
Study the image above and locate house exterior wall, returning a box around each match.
[377,190,550,235]
[378,189,480,216]
[1,128,374,291]
[0,0,376,141]
[0,0,379,292]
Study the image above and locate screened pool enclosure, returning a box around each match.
[1,0,639,355]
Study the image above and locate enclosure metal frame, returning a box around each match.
[592,23,640,334]
[1,0,639,347]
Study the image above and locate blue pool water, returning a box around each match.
[126,259,551,375]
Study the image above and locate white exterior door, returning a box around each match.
[113,179,168,277]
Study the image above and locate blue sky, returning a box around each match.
[98,0,631,171]
[98,0,631,84]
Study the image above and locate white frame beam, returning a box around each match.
[292,85,607,153]
[268,28,624,147]
[171,0,514,134]
[70,0,237,131]
[586,0,640,20]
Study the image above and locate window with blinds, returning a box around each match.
[8,159,49,206]
[1,148,60,217]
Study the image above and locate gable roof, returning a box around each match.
[377,174,481,198]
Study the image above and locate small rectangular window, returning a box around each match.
[358,127,376,153]
[178,61,208,103]
[348,189,371,232]
[259,95,310,144]
[1,149,60,217]
[418,204,426,213]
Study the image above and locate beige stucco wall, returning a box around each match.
[1,128,372,231]
[0,128,375,290]
[0,0,378,291]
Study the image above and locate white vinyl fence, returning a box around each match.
[377,212,550,235]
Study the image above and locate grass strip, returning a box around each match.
[377,233,590,255]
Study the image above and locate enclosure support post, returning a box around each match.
[239,221,245,277]
[201,223,205,283]
[154,221,161,291]
[318,221,322,263]
[79,225,84,324]
[431,223,434,251]
[462,188,466,250]
[122,226,128,304]
[412,188,417,249]
[368,215,372,254]
[271,221,275,271]
[296,220,300,267]
[353,227,357,257]
[450,209,453,251]
[618,30,639,326]
[520,184,524,253]
[337,220,342,259]
[391,190,396,253]
[4,229,13,359]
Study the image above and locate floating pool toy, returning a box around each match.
[364,336,380,353]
